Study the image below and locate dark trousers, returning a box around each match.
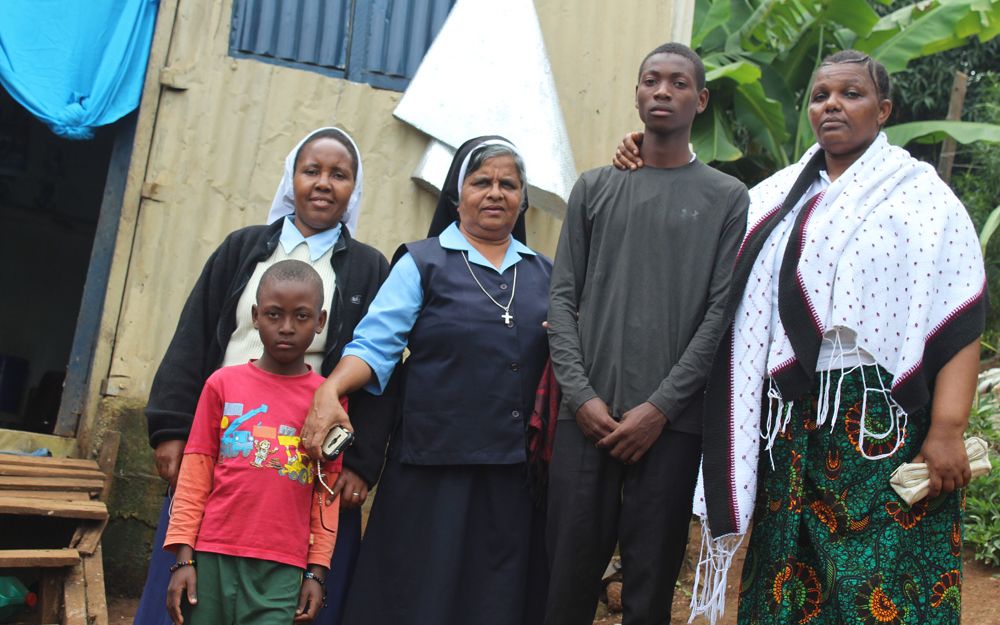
[134,493,362,625]
[544,423,702,625]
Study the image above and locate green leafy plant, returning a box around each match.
[691,0,1000,179]
[965,395,1000,567]
[951,75,1000,350]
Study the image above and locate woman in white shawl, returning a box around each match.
[616,50,984,625]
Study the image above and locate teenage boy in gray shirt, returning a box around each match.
[545,42,749,625]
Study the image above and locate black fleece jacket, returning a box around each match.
[145,221,395,487]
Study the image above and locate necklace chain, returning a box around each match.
[462,251,517,326]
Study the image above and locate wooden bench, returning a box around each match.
[0,433,118,624]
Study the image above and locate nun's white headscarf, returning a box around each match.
[266,127,364,234]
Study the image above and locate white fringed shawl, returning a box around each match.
[689,134,986,623]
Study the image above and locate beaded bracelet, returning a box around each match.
[169,559,196,573]
[303,571,325,587]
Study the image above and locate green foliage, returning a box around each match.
[691,0,1000,183]
[952,76,1000,349]
[965,395,1000,567]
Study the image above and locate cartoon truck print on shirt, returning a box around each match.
[219,402,268,459]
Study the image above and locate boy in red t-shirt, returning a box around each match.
[165,260,345,625]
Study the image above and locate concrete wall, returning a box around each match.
[95,0,694,594]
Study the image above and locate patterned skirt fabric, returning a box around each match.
[738,366,963,625]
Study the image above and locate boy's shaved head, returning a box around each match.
[638,42,706,90]
[257,260,324,307]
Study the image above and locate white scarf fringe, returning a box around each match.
[688,518,744,624]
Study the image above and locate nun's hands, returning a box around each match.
[302,378,354,460]
[613,132,644,170]
[154,439,186,489]
[331,468,369,508]
[598,402,666,464]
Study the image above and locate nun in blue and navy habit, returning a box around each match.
[302,136,553,625]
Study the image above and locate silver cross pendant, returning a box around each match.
[501,311,514,327]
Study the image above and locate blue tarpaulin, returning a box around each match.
[0,0,159,139]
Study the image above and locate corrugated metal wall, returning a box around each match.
[106,0,693,397]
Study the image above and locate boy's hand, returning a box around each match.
[598,402,666,464]
[155,440,186,488]
[294,568,326,622]
[575,397,618,443]
[166,567,197,625]
[613,131,644,170]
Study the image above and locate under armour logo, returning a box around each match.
[350,295,362,304]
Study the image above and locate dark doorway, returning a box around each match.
[0,87,121,435]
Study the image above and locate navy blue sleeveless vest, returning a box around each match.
[391,237,551,465]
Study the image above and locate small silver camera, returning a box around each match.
[321,425,355,460]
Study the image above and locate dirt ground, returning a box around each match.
[107,532,1000,625]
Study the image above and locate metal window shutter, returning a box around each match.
[231,0,351,71]
[358,0,454,89]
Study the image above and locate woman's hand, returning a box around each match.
[917,339,979,498]
[598,401,667,464]
[166,546,197,625]
[613,132,644,170]
[302,378,354,460]
[913,424,971,499]
[294,566,327,622]
[575,397,618,443]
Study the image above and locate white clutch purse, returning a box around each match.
[889,437,992,505]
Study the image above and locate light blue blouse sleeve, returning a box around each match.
[341,253,423,395]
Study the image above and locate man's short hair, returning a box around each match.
[256,259,324,307]
[638,42,706,90]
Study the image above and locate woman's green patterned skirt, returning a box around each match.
[738,366,963,625]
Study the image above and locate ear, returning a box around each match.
[316,309,328,334]
[696,87,710,114]
[877,98,893,127]
[251,304,259,328]
[635,84,640,111]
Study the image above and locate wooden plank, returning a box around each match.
[96,431,121,501]
[83,545,109,625]
[937,70,969,183]
[0,465,108,481]
[0,496,108,520]
[0,476,105,493]
[0,428,78,458]
[39,570,62,623]
[70,518,109,556]
[0,455,99,470]
[0,548,80,567]
[0,489,91,501]
[71,0,181,450]
[63,560,87,625]
[55,113,138,437]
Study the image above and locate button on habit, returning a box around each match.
[511,410,521,419]
[510,363,519,371]
[500,283,508,290]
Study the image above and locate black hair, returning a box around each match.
[293,128,359,178]
[638,42,706,90]
[819,50,892,101]
[256,259,324,308]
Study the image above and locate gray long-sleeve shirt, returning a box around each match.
[548,161,749,434]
